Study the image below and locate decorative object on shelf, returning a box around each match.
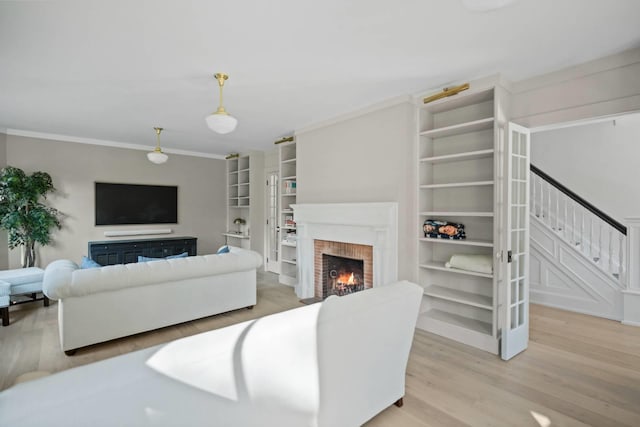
[445,254,493,274]
[423,83,470,104]
[0,166,63,267]
[206,73,238,134]
[274,136,295,145]
[233,217,246,234]
[147,127,168,164]
[284,180,296,194]
[225,153,239,160]
[423,219,466,240]
[284,215,295,228]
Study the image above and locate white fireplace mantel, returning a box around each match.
[292,202,398,299]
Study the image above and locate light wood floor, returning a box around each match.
[1,273,639,426]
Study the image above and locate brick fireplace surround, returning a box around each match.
[314,240,373,299]
[292,202,398,299]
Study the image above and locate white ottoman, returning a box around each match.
[0,267,46,326]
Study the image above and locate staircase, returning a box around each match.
[529,165,626,320]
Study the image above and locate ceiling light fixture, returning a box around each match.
[205,73,238,134]
[461,0,518,12]
[147,127,168,164]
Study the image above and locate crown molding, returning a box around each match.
[294,94,413,135]
[4,128,227,160]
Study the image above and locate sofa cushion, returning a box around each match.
[137,252,189,263]
[0,267,44,286]
[80,256,102,269]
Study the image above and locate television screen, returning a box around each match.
[95,183,178,225]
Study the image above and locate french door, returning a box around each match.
[265,170,280,273]
[501,122,531,360]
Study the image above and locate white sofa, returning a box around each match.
[42,246,262,354]
[0,281,423,427]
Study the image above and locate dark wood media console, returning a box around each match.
[88,236,197,266]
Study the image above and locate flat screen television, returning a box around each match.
[95,182,178,225]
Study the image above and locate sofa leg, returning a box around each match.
[1,307,8,326]
[246,305,254,310]
[394,398,404,408]
[43,296,50,307]
[64,349,77,356]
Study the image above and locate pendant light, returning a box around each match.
[205,73,238,134]
[147,127,168,164]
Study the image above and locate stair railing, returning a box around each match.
[530,164,626,284]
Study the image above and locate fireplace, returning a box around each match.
[323,254,364,297]
[292,202,398,299]
[314,239,373,300]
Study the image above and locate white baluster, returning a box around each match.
[532,174,537,217]
[556,188,560,233]
[572,200,576,245]
[598,222,603,264]
[589,214,593,261]
[547,181,551,227]
[539,178,543,219]
[608,227,614,275]
[563,193,568,239]
[619,232,625,284]
[580,207,585,255]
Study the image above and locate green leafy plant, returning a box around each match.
[0,166,62,267]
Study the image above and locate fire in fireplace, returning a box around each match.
[323,254,364,298]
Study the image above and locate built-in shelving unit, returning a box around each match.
[278,140,298,286]
[416,85,501,355]
[416,81,531,360]
[226,153,265,252]
[226,155,251,249]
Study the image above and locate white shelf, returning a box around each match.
[281,241,297,247]
[420,262,493,279]
[281,209,294,214]
[282,193,297,196]
[423,285,493,310]
[222,232,250,240]
[281,158,297,164]
[420,211,494,217]
[230,205,250,209]
[282,226,296,230]
[281,259,297,265]
[419,237,493,247]
[420,117,494,138]
[282,175,297,180]
[420,180,493,189]
[420,149,495,164]
[420,309,492,335]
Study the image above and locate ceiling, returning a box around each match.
[1,0,639,157]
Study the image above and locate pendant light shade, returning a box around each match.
[147,127,168,164]
[206,73,238,134]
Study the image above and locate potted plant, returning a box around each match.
[233,217,246,234]
[0,166,62,267]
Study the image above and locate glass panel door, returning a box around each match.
[266,171,279,273]
[501,122,530,360]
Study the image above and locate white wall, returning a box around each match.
[512,47,640,129]
[531,113,640,223]
[5,135,227,268]
[296,101,416,281]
